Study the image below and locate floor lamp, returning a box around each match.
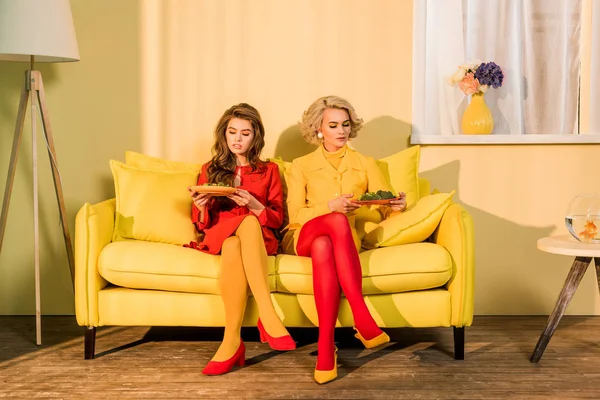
[0,0,80,345]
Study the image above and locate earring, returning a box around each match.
[317,132,323,139]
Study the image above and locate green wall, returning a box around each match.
[0,0,141,315]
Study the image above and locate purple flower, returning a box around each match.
[474,62,504,89]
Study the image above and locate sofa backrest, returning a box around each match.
[117,149,428,245]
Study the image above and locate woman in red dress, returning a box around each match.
[187,103,295,375]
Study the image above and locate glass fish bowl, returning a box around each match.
[565,194,600,244]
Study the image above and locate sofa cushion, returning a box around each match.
[376,145,421,209]
[275,242,452,295]
[110,160,199,246]
[98,240,277,294]
[354,146,422,241]
[266,157,291,194]
[362,191,455,249]
[266,156,291,228]
[125,151,203,174]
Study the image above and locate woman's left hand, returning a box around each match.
[228,189,265,216]
[389,192,407,212]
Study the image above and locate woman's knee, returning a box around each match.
[238,214,261,233]
[222,236,241,253]
[311,236,333,255]
[324,212,352,234]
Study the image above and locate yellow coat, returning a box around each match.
[281,146,395,254]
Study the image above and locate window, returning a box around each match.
[412,0,600,144]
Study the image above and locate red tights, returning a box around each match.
[296,212,383,370]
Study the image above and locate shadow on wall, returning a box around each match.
[273,116,413,162]
[273,124,316,161]
[350,116,412,159]
[420,160,555,315]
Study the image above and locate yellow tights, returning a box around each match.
[210,215,290,362]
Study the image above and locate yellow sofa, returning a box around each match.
[74,151,475,360]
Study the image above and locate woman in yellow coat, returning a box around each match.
[281,95,407,384]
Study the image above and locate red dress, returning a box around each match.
[185,161,284,256]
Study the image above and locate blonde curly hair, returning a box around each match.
[299,95,364,145]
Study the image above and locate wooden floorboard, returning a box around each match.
[1,316,600,399]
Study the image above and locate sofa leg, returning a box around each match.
[453,326,465,360]
[84,327,96,360]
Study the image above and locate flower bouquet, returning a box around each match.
[447,60,504,134]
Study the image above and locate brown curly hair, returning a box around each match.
[299,95,364,145]
[207,103,266,186]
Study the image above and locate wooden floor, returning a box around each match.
[2,316,600,399]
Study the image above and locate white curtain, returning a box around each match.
[140,0,414,162]
[589,0,600,134]
[413,0,581,136]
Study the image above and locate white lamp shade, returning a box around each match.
[0,0,79,63]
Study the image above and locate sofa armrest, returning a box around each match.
[432,203,475,327]
[75,198,115,327]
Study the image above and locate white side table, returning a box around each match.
[530,235,600,362]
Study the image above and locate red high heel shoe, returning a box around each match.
[257,319,296,351]
[201,340,245,375]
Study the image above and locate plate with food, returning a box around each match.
[354,190,400,205]
[190,183,236,196]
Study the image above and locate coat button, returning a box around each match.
[334,193,339,197]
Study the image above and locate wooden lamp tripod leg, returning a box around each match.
[0,73,29,254]
[30,71,42,346]
[32,71,75,286]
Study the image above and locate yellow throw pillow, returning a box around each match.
[354,206,385,242]
[362,191,455,249]
[110,160,200,245]
[376,145,421,209]
[267,156,292,232]
[267,157,291,192]
[125,151,203,174]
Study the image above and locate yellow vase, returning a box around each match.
[461,92,494,134]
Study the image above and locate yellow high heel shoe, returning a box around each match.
[353,327,390,349]
[314,347,338,384]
